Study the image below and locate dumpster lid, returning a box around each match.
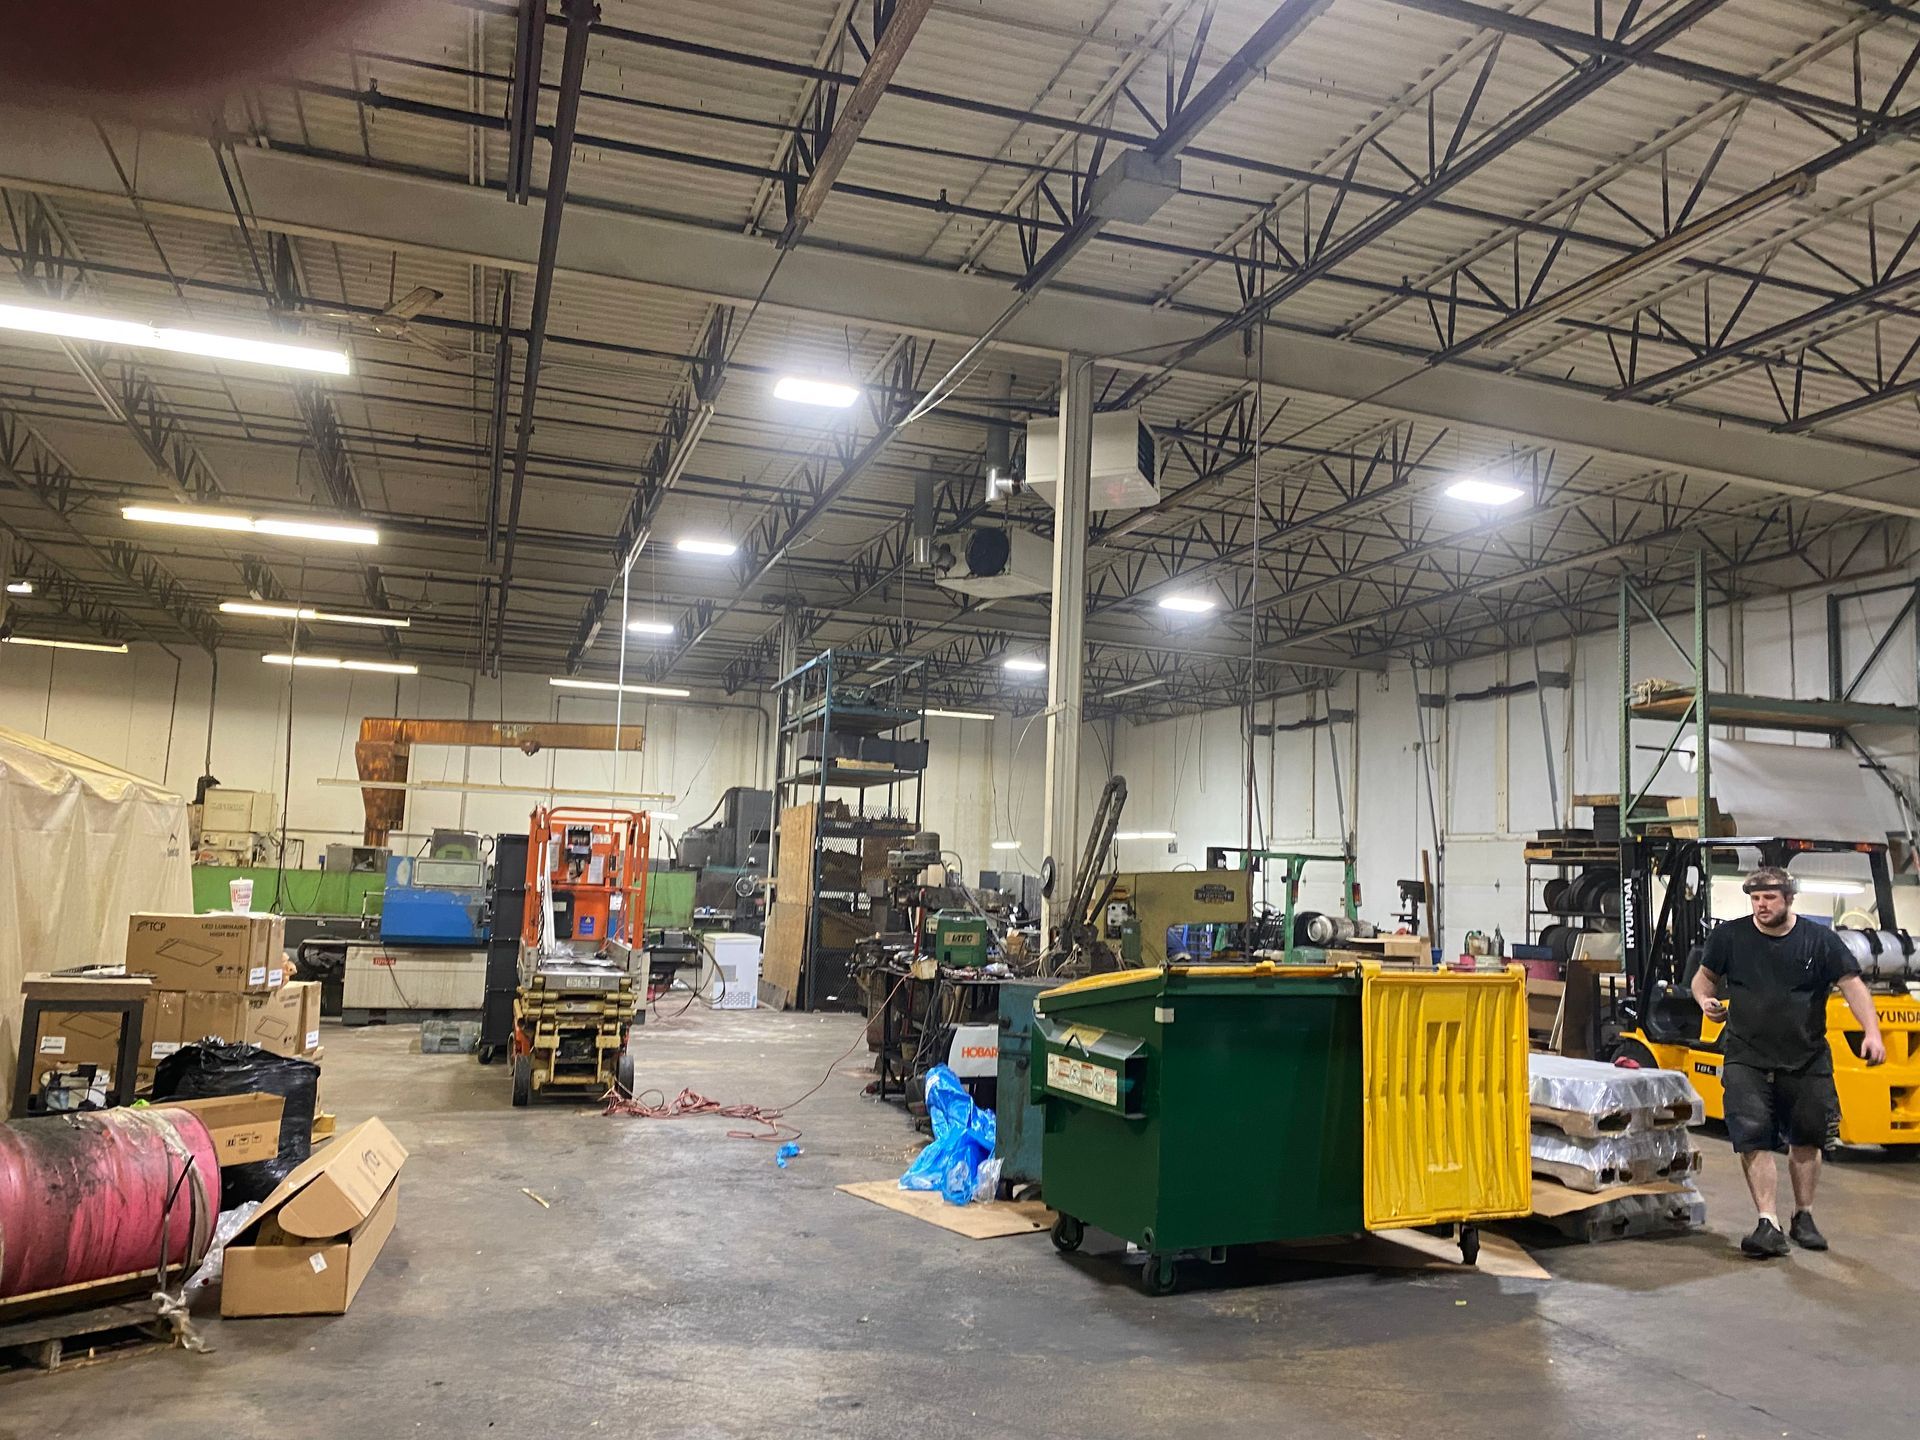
[1037,961,1355,1013]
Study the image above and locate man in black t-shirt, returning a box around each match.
[1692,866,1886,1258]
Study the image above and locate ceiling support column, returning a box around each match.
[1042,353,1093,936]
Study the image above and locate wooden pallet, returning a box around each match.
[0,1298,173,1378]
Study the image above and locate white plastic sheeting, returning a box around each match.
[1529,1054,1704,1137]
[1531,1124,1702,1193]
[1677,737,1907,843]
[0,726,191,1114]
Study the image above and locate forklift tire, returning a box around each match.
[1050,1214,1085,1254]
[511,1055,532,1107]
[1140,1253,1178,1296]
[1458,1224,1480,1266]
[1611,1037,1661,1070]
[616,1051,636,1100]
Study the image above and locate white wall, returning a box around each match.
[0,644,773,860]
[0,642,1072,881]
[4,563,1915,945]
[1091,568,1920,954]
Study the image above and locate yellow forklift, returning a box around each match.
[1611,835,1920,1152]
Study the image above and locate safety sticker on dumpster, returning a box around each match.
[1047,1054,1119,1107]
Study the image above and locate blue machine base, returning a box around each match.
[380,888,489,946]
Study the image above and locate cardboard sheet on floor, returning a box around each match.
[837,1180,1054,1239]
[1291,1228,1549,1281]
[1529,1176,1686,1218]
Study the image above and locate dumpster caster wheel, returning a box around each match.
[1050,1215,1084,1254]
[511,1055,532,1107]
[1140,1254,1178,1296]
[1458,1225,1480,1266]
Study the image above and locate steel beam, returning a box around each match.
[10,121,1917,515]
[0,410,220,650]
[1147,0,1334,158]
[779,0,936,247]
[1384,0,1897,132]
[492,0,596,670]
[1147,0,1731,371]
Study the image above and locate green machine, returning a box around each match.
[1209,846,1359,963]
[1033,961,1531,1294]
[931,910,989,967]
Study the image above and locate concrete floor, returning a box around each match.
[5,1008,1916,1439]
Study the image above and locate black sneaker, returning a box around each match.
[1789,1211,1828,1251]
[1741,1218,1790,1258]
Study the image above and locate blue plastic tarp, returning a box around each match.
[899,1065,997,1205]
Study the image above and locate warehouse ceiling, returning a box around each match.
[2,0,1919,720]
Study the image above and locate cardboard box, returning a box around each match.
[248,980,305,1056]
[128,913,286,993]
[30,1005,150,1083]
[153,1092,287,1166]
[179,985,305,1056]
[147,989,188,1064]
[286,980,323,1055]
[221,1117,407,1317]
[1663,796,1737,838]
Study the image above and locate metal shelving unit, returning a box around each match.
[771,649,929,1011]
[1618,554,1920,935]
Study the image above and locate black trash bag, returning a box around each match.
[151,1041,321,1204]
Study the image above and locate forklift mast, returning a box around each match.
[1618,835,1901,1040]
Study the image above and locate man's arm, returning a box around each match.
[1836,974,1886,1065]
[1691,962,1728,1021]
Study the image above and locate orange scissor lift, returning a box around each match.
[510,807,652,1106]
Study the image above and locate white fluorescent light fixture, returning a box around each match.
[627,619,676,636]
[990,840,1022,851]
[675,537,738,557]
[1113,830,1177,841]
[1795,879,1865,896]
[220,600,409,628]
[774,376,860,408]
[4,580,30,595]
[1004,656,1047,673]
[124,505,378,545]
[3,635,128,653]
[263,653,417,675]
[254,517,381,544]
[1157,594,1216,614]
[0,301,351,375]
[925,708,995,721]
[1443,478,1526,507]
[549,677,693,698]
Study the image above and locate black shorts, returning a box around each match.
[1722,1062,1837,1152]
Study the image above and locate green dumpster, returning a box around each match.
[1032,961,1530,1293]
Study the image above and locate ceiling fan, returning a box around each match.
[309,284,463,361]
